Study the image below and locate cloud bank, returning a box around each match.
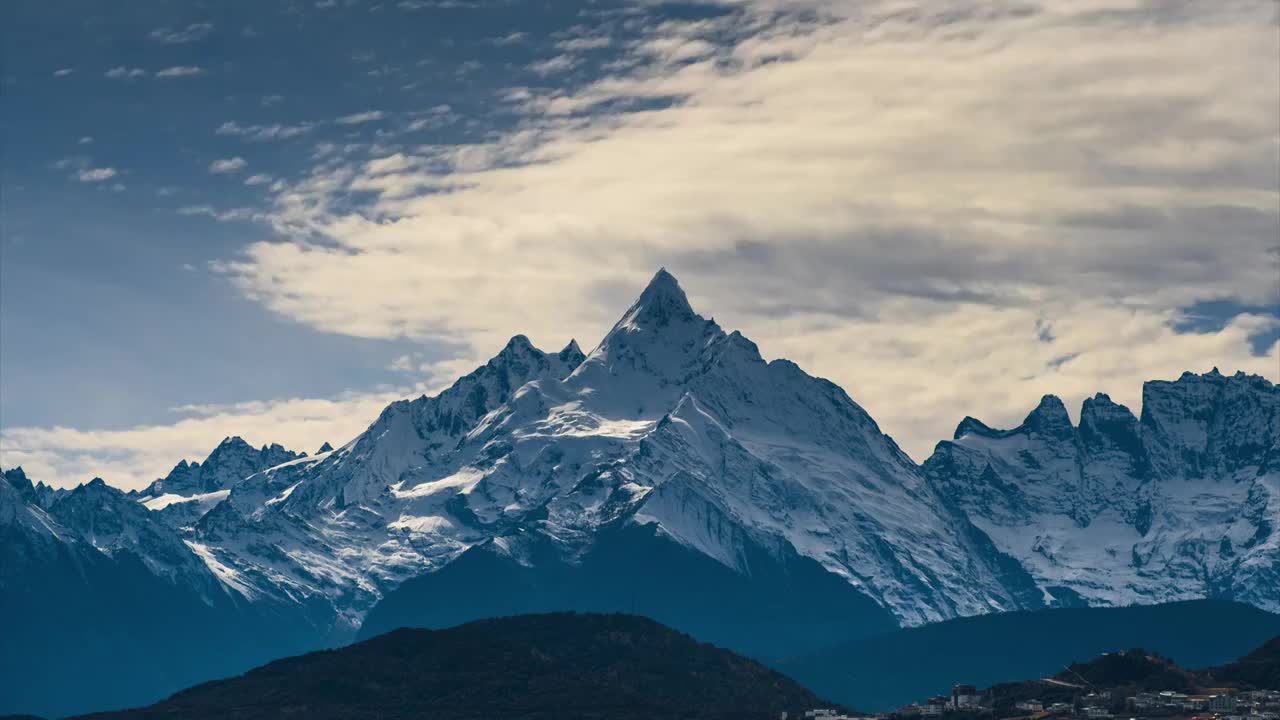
[222,0,1278,449]
[6,0,1277,487]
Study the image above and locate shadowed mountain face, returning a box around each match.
[72,613,838,720]
[357,522,897,659]
[0,470,328,720]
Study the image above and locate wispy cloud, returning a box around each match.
[105,66,147,79]
[335,110,386,125]
[527,54,576,75]
[555,35,610,52]
[156,65,206,79]
[148,23,214,44]
[488,31,528,46]
[52,68,74,77]
[208,157,248,174]
[216,120,314,141]
[177,205,261,222]
[244,174,274,186]
[75,167,117,182]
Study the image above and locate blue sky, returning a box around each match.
[3,0,633,428]
[2,0,1278,488]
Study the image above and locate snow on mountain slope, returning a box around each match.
[139,436,300,498]
[923,369,1280,612]
[5,271,1273,650]
[42,477,236,603]
[169,270,1028,632]
[165,333,591,632]
[2,468,73,545]
[132,437,303,528]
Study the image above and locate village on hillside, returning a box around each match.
[787,687,1280,720]
[785,642,1280,720]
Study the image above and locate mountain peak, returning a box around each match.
[3,467,34,499]
[317,441,334,454]
[616,268,699,332]
[565,270,722,413]
[498,334,538,357]
[1022,394,1073,438]
[953,416,996,440]
[645,266,680,292]
[559,339,585,365]
[216,435,253,451]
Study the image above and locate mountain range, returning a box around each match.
[3,269,1277,718]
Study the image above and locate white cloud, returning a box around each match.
[752,300,1278,460]
[244,174,274,186]
[75,167,117,182]
[105,66,147,79]
[556,35,611,52]
[210,0,1278,460]
[18,0,1280,486]
[335,110,387,125]
[527,54,577,75]
[78,136,94,145]
[488,31,528,46]
[53,68,74,77]
[149,23,214,44]
[364,154,416,175]
[176,205,261,222]
[208,157,248,174]
[216,120,313,141]
[156,65,206,79]
[0,390,408,490]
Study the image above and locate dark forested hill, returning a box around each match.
[73,613,838,720]
[1202,636,1280,689]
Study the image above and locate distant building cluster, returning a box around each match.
[1125,690,1280,720]
[781,710,877,720]
[784,685,1280,720]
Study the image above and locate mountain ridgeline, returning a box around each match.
[3,270,1278,718]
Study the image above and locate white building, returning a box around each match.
[1210,695,1240,712]
[951,685,980,709]
[922,698,950,716]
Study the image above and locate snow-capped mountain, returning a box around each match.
[168,269,1036,637]
[2,270,1276,717]
[0,467,324,718]
[923,369,1279,611]
[132,436,302,528]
